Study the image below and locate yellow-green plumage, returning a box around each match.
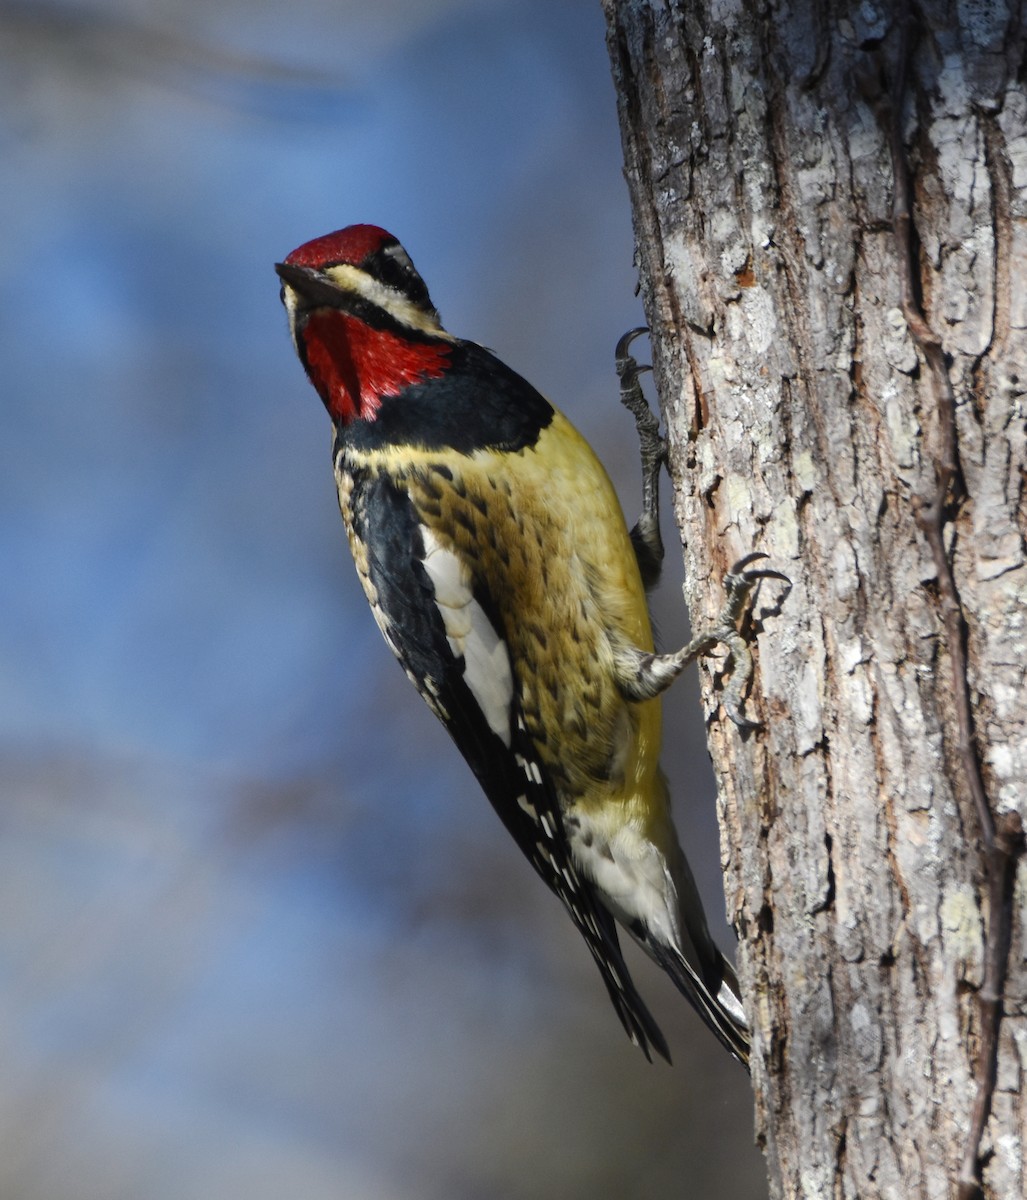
[341,411,663,832]
[278,223,749,1064]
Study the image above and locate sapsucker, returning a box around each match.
[276,224,778,1065]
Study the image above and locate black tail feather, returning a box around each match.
[648,940,750,1068]
[582,902,671,1063]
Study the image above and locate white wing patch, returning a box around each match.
[419,525,513,747]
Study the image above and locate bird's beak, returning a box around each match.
[274,261,349,309]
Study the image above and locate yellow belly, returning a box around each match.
[347,408,663,825]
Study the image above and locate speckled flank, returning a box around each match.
[342,410,663,829]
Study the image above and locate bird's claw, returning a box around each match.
[615,325,650,365]
[616,327,666,471]
[711,553,791,729]
[721,553,791,624]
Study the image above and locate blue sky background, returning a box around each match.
[0,2,765,1196]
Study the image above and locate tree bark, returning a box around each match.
[602,2,1027,1198]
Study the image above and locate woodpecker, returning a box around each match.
[276,225,777,1066]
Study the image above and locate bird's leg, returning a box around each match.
[614,329,789,727]
[616,553,791,729]
[617,328,665,589]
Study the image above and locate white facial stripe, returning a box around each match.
[322,262,446,336]
[420,526,513,746]
[280,285,302,352]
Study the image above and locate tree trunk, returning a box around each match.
[602,2,1027,1198]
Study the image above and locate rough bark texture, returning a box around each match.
[602,2,1027,1198]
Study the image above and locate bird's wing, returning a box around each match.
[349,466,670,1062]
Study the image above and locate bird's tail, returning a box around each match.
[647,938,750,1067]
[584,924,672,1064]
[640,792,751,1067]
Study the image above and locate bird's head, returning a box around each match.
[276,224,452,425]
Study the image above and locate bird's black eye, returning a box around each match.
[370,242,436,313]
[383,243,416,275]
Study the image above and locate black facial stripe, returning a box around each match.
[364,245,437,314]
[294,287,442,346]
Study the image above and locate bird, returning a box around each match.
[275,224,775,1066]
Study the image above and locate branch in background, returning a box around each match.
[887,10,1024,1199]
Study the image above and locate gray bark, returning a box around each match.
[602,2,1027,1198]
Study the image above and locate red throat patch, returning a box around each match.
[301,312,450,424]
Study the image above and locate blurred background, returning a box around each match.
[0,1,765,1196]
